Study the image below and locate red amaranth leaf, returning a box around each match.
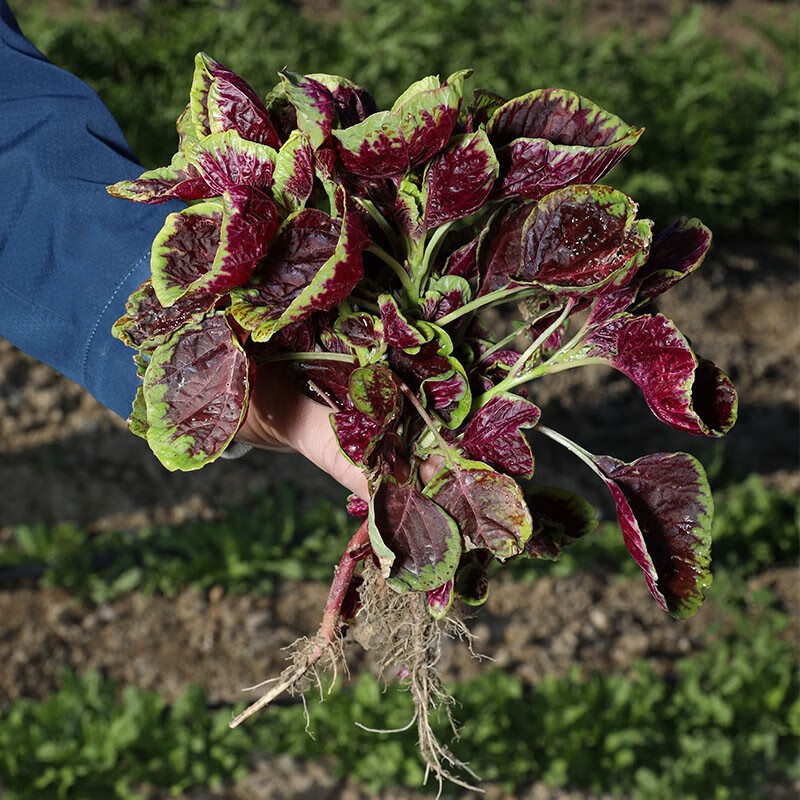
[424,459,532,558]
[486,89,642,201]
[142,314,249,471]
[594,452,713,618]
[584,313,737,436]
[424,131,499,229]
[462,394,541,478]
[369,477,462,592]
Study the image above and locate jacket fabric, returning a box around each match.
[0,1,181,420]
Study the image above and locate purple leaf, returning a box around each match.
[422,276,471,321]
[424,459,533,559]
[279,71,337,149]
[519,185,644,294]
[196,54,281,147]
[107,153,215,205]
[486,89,642,200]
[151,188,278,307]
[349,365,400,425]
[379,294,431,348]
[594,452,713,618]
[142,314,250,471]
[186,130,276,195]
[368,477,462,592]
[478,203,531,295]
[272,130,315,211]
[462,394,541,478]
[112,280,216,351]
[332,409,384,466]
[426,580,455,619]
[465,88,506,132]
[424,130,499,228]
[523,486,597,559]
[331,71,469,179]
[583,313,738,436]
[150,202,223,307]
[636,217,712,304]
[397,70,470,165]
[443,236,481,280]
[294,359,356,409]
[230,203,369,341]
[334,312,380,349]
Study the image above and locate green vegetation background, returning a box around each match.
[13,0,799,242]
[2,1,799,798]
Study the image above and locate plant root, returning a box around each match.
[229,520,369,729]
[353,561,483,793]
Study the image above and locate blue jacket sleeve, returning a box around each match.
[0,1,182,420]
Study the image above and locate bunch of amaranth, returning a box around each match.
[109,55,737,787]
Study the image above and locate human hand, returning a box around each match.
[235,364,442,500]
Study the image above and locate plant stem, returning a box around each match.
[536,424,605,480]
[355,197,401,254]
[397,381,457,468]
[436,285,539,327]
[229,520,371,728]
[414,223,452,294]
[367,245,418,304]
[506,299,574,381]
[262,351,356,364]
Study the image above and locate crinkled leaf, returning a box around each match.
[395,69,470,166]
[332,71,468,178]
[143,314,249,471]
[379,294,430,348]
[462,394,541,478]
[523,486,597,559]
[478,202,532,295]
[421,356,471,429]
[368,476,462,592]
[150,202,223,307]
[151,188,278,307]
[128,386,149,440]
[334,312,380,349]
[424,131,499,228]
[332,409,383,466]
[519,185,642,294]
[107,152,214,205]
[594,452,713,618]
[112,280,216,351]
[635,217,711,304]
[231,204,368,341]
[306,72,378,128]
[487,89,642,200]
[294,359,355,409]
[346,494,369,518]
[583,313,737,436]
[394,175,425,240]
[332,110,409,179]
[186,130,276,195]
[422,275,472,321]
[465,88,506,132]
[272,131,315,211]
[195,53,280,148]
[443,236,481,281]
[424,459,532,558]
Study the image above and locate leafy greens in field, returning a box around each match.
[109,54,737,735]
